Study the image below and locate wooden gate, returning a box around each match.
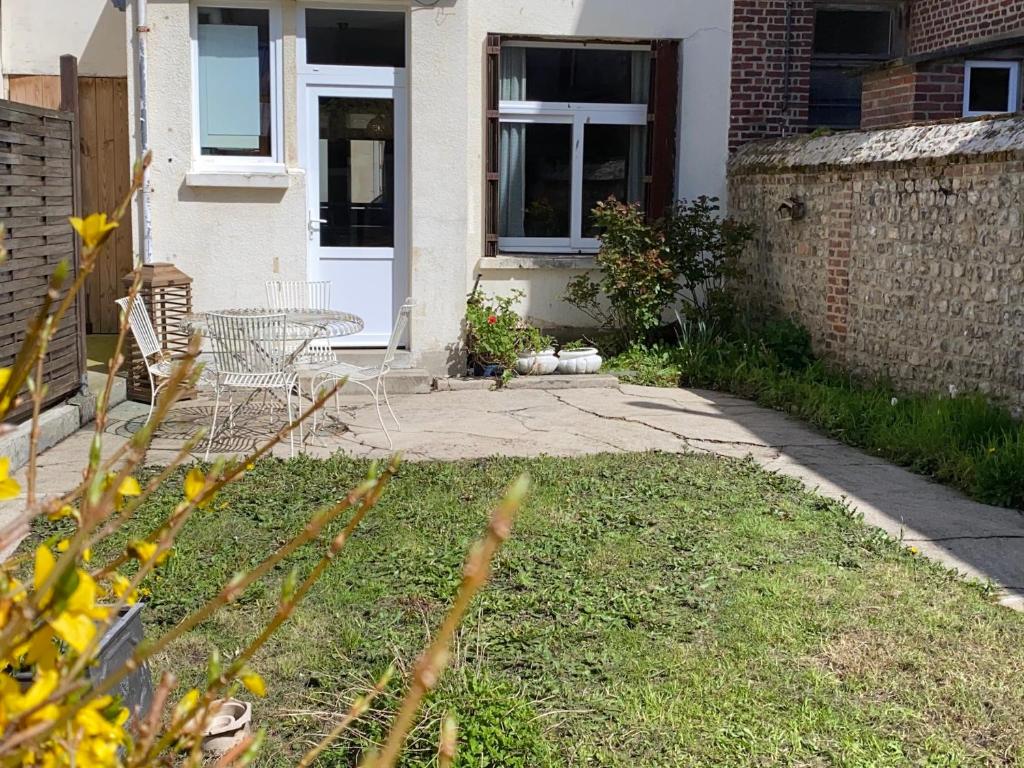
[0,98,85,420]
[9,74,134,334]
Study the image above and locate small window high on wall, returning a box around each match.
[194,4,281,163]
[963,61,1021,117]
[810,6,898,129]
[484,39,679,257]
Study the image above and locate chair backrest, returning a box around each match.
[115,295,163,364]
[266,281,331,311]
[382,299,414,369]
[206,312,288,376]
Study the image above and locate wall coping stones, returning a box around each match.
[729,114,1024,174]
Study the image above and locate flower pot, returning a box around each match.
[556,347,602,374]
[200,699,253,756]
[470,360,505,378]
[514,348,558,375]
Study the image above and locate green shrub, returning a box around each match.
[564,196,753,349]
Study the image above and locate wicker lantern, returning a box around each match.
[121,263,194,403]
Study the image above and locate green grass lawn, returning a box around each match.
[78,454,1024,766]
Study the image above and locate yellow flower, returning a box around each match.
[240,670,266,697]
[127,539,169,566]
[47,504,79,522]
[118,476,141,497]
[174,688,200,723]
[68,213,118,250]
[107,572,138,605]
[33,546,109,654]
[0,667,59,725]
[184,467,212,508]
[908,546,919,555]
[0,457,21,501]
[0,367,11,414]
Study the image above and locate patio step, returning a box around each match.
[313,367,432,398]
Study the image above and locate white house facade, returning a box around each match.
[122,0,733,375]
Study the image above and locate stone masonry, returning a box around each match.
[728,115,1024,407]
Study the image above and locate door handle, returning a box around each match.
[307,217,327,238]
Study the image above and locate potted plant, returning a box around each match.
[514,327,558,375]
[557,340,603,374]
[465,290,525,379]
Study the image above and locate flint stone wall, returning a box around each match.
[728,116,1024,406]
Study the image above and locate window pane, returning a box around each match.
[198,7,271,156]
[499,123,571,239]
[969,66,1012,113]
[809,67,863,128]
[522,48,649,104]
[582,124,646,237]
[814,10,892,57]
[305,10,405,67]
[318,97,394,248]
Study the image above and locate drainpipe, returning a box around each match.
[135,0,153,266]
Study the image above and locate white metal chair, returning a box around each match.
[115,295,219,425]
[265,280,336,364]
[308,300,413,449]
[204,312,299,460]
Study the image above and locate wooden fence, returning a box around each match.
[9,74,133,334]
[0,93,85,420]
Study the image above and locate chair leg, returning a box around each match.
[373,377,392,450]
[205,388,222,461]
[286,386,295,458]
[380,376,400,430]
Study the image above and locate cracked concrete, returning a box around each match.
[4,383,1024,608]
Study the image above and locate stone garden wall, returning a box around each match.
[728,116,1024,406]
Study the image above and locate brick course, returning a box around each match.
[729,0,814,151]
[908,0,1024,56]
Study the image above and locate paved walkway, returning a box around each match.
[5,384,1024,608]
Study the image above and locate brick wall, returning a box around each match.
[728,117,1024,406]
[908,0,1024,56]
[862,62,965,129]
[730,0,814,151]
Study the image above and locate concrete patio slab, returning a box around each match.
[2,383,1023,609]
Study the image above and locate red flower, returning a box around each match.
[487,315,497,325]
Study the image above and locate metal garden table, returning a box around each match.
[178,308,365,443]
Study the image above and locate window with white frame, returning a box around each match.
[963,60,1021,117]
[498,43,650,253]
[195,5,280,162]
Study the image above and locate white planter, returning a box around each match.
[556,347,602,374]
[514,348,558,375]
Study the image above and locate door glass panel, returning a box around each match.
[499,122,572,239]
[305,9,405,67]
[318,96,394,248]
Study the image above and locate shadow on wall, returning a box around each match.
[80,0,129,76]
[176,180,288,205]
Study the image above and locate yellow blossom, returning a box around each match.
[33,546,109,654]
[0,457,21,501]
[127,539,169,566]
[0,367,11,413]
[908,546,919,555]
[107,572,138,605]
[184,467,212,508]
[47,504,79,523]
[174,688,201,723]
[0,667,59,725]
[118,476,141,497]
[68,213,118,250]
[240,670,266,697]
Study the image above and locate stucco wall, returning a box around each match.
[127,0,733,375]
[2,0,127,77]
[729,117,1024,406]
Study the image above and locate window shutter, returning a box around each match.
[646,40,679,221]
[484,34,502,257]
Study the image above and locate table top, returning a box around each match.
[180,308,364,340]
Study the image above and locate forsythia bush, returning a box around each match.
[0,154,524,767]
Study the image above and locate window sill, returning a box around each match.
[185,165,291,189]
[480,254,598,270]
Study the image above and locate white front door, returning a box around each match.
[303,84,407,346]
